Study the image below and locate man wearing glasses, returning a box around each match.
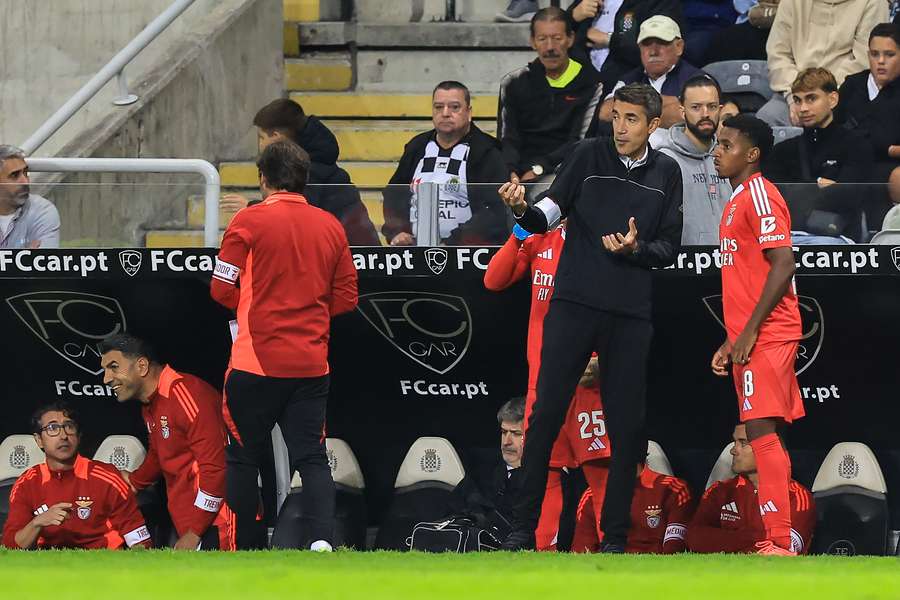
[382,80,509,246]
[2,402,150,549]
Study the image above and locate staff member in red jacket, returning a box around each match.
[211,140,358,552]
[2,402,150,550]
[99,334,235,550]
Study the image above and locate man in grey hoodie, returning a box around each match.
[656,75,732,245]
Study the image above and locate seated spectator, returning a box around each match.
[687,424,815,554]
[720,94,742,127]
[682,1,739,67]
[567,0,684,93]
[704,1,778,64]
[221,99,380,246]
[571,446,694,554]
[2,402,150,550]
[656,74,733,244]
[763,68,873,240]
[838,22,900,208]
[596,16,703,130]
[757,0,888,126]
[0,145,60,249]
[498,7,603,183]
[383,81,508,246]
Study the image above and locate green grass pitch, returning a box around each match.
[2,550,899,599]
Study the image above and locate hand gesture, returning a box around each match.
[573,0,602,22]
[711,339,732,376]
[730,328,758,366]
[32,502,72,528]
[390,232,415,246]
[220,193,249,214]
[498,181,528,217]
[602,217,639,254]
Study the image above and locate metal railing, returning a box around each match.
[21,0,197,155]
[26,157,221,246]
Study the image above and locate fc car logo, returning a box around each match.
[6,291,127,375]
[891,247,900,272]
[119,250,142,277]
[356,291,472,374]
[424,248,449,275]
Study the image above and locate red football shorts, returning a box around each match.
[526,387,611,468]
[732,340,804,423]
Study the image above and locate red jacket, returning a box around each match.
[211,191,358,378]
[687,475,815,554]
[130,365,228,537]
[2,455,150,549]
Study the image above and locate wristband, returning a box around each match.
[512,224,533,241]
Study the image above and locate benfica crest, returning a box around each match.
[76,497,93,520]
[160,416,170,439]
[645,506,662,529]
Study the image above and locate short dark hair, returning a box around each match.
[432,80,471,107]
[98,333,161,364]
[31,401,79,434]
[530,6,573,37]
[497,397,525,425]
[869,22,900,47]
[256,140,310,194]
[253,98,308,144]
[613,83,663,121]
[721,114,774,162]
[720,94,741,111]
[679,74,722,104]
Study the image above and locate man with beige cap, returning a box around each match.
[597,15,703,128]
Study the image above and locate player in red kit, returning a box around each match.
[2,403,150,550]
[485,223,611,550]
[99,334,236,551]
[687,424,815,554]
[711,114,804,556]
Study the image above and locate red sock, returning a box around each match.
[581,461,610,543]
[750,433,792,549]
[535,468,564,551]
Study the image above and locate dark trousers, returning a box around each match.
[225,369,334,548]
[514,300,653,546]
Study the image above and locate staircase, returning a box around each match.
[146,0,531,247]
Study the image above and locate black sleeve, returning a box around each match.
[761,142,796,184]
[498,74,523,175]
[537,83,604,173]
[628,165,683,268]
[838,133,874,183]
[381,145,419,240]
[450,147,510,244]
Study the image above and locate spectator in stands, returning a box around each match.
[704,1,778,64]
[687,424,815,554]
[764,68,873,240]
[656,75,733,244]
[567,0,684,93]
[0,145,59,249]
[383,81,508,246]
[838,22,900,208]
[757,0,888,126]
[719,95,742,130]
[2,402,150,550]
[99,334,236,551]
[498,8,603,184]
[682,1,739,67]
[221,99,380,246]
[571,445,694,554]
[596,16,703,130]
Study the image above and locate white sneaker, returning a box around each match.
[310,540,333,552]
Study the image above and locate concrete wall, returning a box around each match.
[39,0,282,246]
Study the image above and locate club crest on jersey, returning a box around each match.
[160,416,170,439]
[891,247,900,272]
[645,506,662,528]
[76,497,93,520]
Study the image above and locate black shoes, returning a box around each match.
[598,541,626,553]
[500,528,536,551]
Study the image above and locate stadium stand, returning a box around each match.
[646,440,675,477]
[701,60,771,114]
[811,442,890,555]
[373,437,466,551]
[771,125,802,144]
[272,438,367,550]
[705,442,738,490]
[0,434,43,531]
[92,435,147,472]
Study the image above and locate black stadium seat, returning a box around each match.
[0,435,43,532]
[373,437,466,551]
[271,438,367,549]
[811,442,890,556]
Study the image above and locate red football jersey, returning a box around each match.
[2,455,150,549]
[687,475,815,554]
[719,173,801,344]
[129,365,230,539]
[484,228,566,390]
[572,467,694,554]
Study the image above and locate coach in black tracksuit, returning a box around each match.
[498,83,683,551]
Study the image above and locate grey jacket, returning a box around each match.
[0,194,60,249]
[656,124,732,245]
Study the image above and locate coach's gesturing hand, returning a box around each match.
[498,181,528,217]
[602,217,639,254]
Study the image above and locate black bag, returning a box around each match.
[407,516,502,552]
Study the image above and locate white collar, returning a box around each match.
[729,172,762,201]
[619,146,649,169]
[867,72,880,101]
[646,63,676,83]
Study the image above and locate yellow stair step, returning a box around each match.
[285,57,352,92]
[290,93,498,119]
[145,230,222,248]
[219,163,259,187]
[220,161,397,189]
[284,23,300,56]
[284,0,319,22]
